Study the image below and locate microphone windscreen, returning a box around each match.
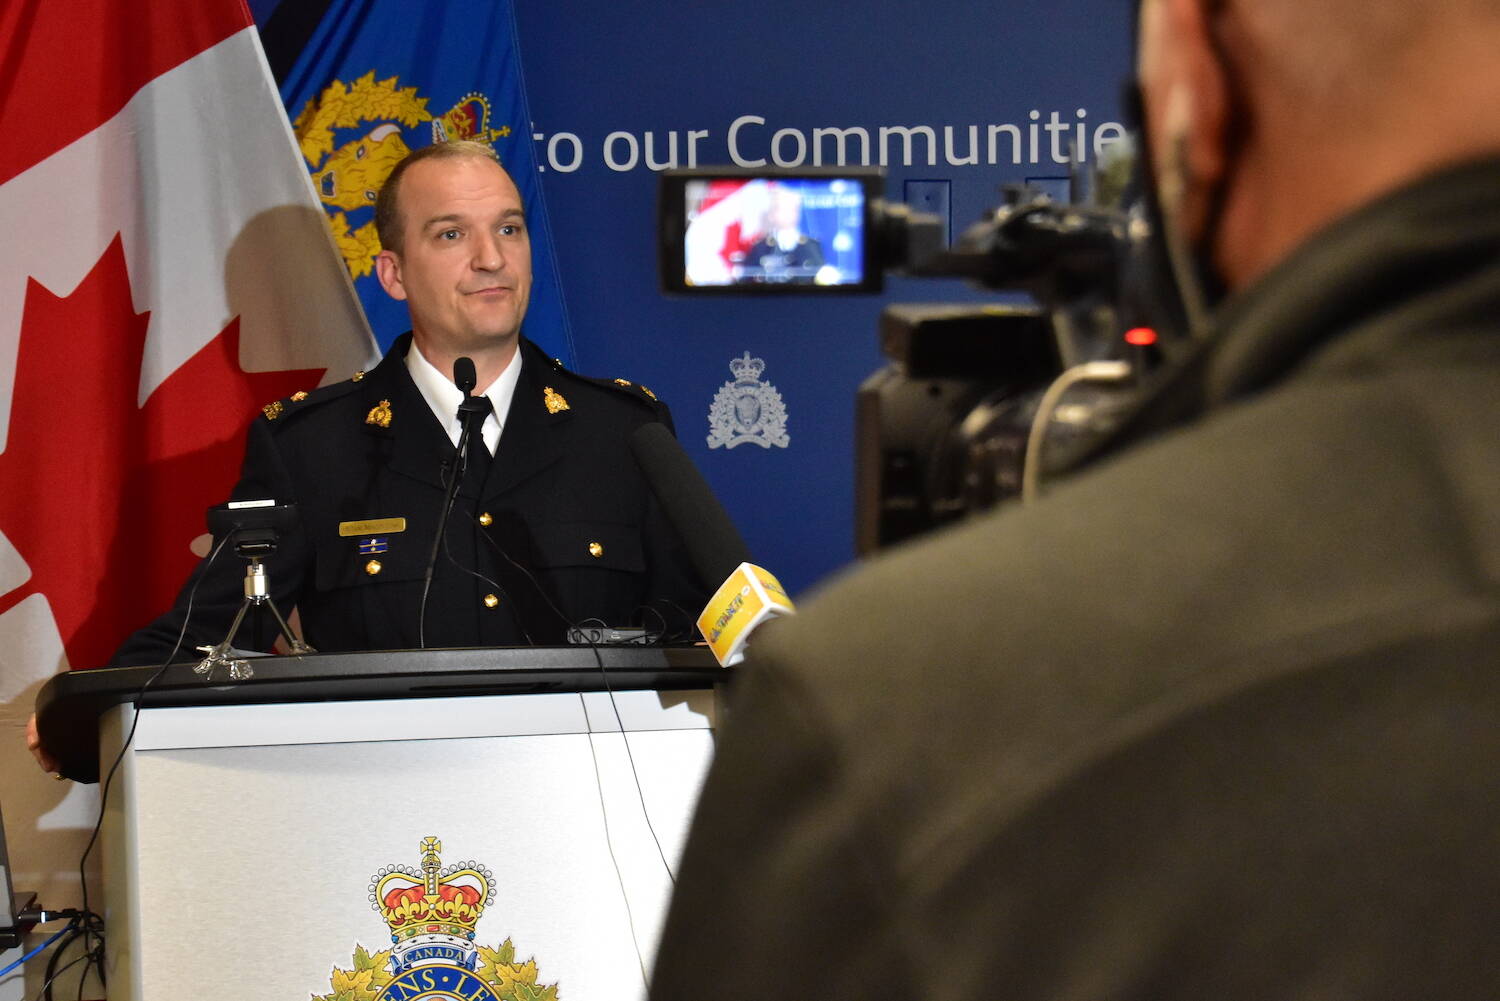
[630,422,751,588]
[452,356,477,395]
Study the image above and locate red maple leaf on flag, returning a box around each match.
[0,235,325,671]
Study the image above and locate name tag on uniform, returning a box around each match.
[339,517,407,537]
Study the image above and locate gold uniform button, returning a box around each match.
[483,593,500,608]
[478,512,493,527]
[588,541,604,558]
[365,559,383,576]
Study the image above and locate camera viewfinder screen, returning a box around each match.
[682,177,866,287]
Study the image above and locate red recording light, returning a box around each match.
[1124,327,1158,347]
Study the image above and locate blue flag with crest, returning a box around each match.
[272,0,574,365]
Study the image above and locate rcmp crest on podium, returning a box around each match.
[311,837,560,1001]
[706,352,790,450]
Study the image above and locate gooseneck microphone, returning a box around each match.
[452,356,477,395]
[419,356,490,647]
[450,356,492,477]
[629,422,793,664]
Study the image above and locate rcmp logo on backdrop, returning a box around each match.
[292,73,513,280]
[311,837,560,1001]
[707,352,790,450]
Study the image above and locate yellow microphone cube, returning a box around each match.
[697,562,796,666]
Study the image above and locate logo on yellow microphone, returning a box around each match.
[697,562,796,666]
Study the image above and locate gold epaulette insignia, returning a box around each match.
[614,378,632,387]
[262,400,285,421]
[365,399,393,428]
[543,386,570,414]
[639,384,657,401]
[290,391,309,402]
[351,370,366,382]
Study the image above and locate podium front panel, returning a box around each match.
[100,688,715,1001]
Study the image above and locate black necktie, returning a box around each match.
[459,396,493,493]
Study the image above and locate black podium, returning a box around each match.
[36,647,726,1001]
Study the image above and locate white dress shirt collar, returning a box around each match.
[404,340,523,457]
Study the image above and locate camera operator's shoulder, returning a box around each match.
[538,351,674,427]
[758,385,1330,687]
[254,371,370,433]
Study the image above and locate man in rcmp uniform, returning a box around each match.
[111,140,707,662]
[736,184,825,284]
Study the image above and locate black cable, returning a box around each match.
[38,912,99,1001]
[570,616,610,644]
[75,534,230,969]
[469,528,672,979]
[40,918,79,1000]
[418,454,468,649]
[36,951,87,1001]
[583,721,651,991]
[440,516,533,645]
[581,639,679,887]
[75,911,104,1001]
[658,598,700,643]
[632,602,675,645]
[433,516,672,980]
[419,388,489,648]
[476,530,679,885]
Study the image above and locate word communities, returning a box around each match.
[531,108,1127,173]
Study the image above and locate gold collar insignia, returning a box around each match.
[365,399,393,428]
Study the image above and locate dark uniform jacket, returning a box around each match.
[738,234,825,280]
[113,335,707,663]
[651,160,1500,999]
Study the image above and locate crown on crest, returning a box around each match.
[431,92,507,145]
[369,838,495,971]
[729,352,765,381]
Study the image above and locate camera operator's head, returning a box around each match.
[1136,0,1500,305]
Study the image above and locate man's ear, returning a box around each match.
[374,249,408,301]
[1161,0,1232,239]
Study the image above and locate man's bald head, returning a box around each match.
[1139,0,1500,293]
[1226,0,1500,124]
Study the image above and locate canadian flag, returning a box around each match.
[0,0,375,938]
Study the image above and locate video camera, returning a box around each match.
[658,155,1167,552]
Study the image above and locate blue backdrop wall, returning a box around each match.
[254,0,1133,596]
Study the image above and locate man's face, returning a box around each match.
[375,156,533,359]
[769,189,803,231]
